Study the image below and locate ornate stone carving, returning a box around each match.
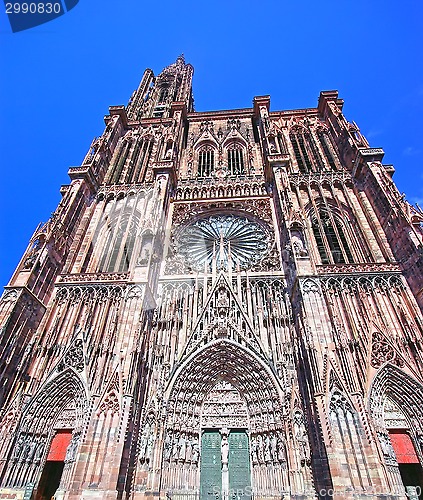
[174,176,267,201]
[12,433,46,464]
[370,332,404,369]
[289,171,352,189]
[171,199,273,228]
[300,278,320,294]
[98,391,120,415]
[201,381,249,429]
[55,284,126,305]
[320,273,404,293]
[293,410,311,466]
[1,289,19,303]
[318,262,400,275]
[250,430,286,466]
[162,429,200,465]
[139,418,155,464]
[181,276,264,359]
[59,272,129,283]
[175,214,271,272]
[377,431,397,466]
[57,339,84,373]
[65,432,81,463]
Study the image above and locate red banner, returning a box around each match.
[389,431,419,464]
[46,430,72,462]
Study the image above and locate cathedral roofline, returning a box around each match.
[187,108,253,119]
[186,106,321,119]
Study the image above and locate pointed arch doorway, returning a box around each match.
[161,340,286,498]
[199,381,251,500]
[369,364,423,499]
[35,429,72,500]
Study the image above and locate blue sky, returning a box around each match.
[1,0,422,286]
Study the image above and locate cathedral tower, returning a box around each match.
[0,57,423,500]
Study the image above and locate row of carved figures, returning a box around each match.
[163,430,200,464]
[174,182,266,201]
[12,433,46,463]
[250,431,286,466]
[12,431,80,464]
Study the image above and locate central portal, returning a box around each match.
[200,382,251,500]
[200,430,251,500]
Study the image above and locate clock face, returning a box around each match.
[176,214,270,271]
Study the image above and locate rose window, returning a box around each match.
[176,214,270,271]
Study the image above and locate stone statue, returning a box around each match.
[178,432,186,461]
[217,288,229,307]
[27,439,38,462]
[264,434,271,462]
[138,245,151,265]
[20,437,31,462]
[13,435,24,461]
[221,435,229,465]
[172,432,180,461]
[164,430,172,461]
[185,435,193,462]
[139,430,149,460]
[65,434,79,463]
[192,436,199,464]
[296,429,311,465]
[379,432,396,463]
[291,231,308,257]
[257,434,264,464]
[146,432,154,462]
[34,438,45,462]
[250,436,258,464]
[270,433,278,462]
[277,432,286,463]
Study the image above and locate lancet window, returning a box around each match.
[158,85,169,104]
[317,128,338,170]
[227,143,245,175]
[197,146,215,177]
[98,215,138,273]
[125,138,154,183]
[289,127,323,173]
[311,209,354,264]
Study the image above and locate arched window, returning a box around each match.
[317,129,337,170]
[158,86,169,104]
[289,127,322,173]
[98,215,138,273]
[197,146,215,177]
[125,137,154,183]
[227,143,245,175]
[277,132,286,154]
[311,210,353,264]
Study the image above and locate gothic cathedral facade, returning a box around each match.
[1,56,423,500]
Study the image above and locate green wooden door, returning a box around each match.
[200,431,222,500]
[228,431,251,500]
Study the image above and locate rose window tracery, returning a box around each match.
[176,214,270,271]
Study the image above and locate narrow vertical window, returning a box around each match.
[158,86,169,103]
[318,130,337,170]
[198,147,215,177]
[131,138,154,183]
[312,210,354,264]
[290,131,307,173]
[99,216,138,273]
[290,127,323,173]
[227,144,245,175]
